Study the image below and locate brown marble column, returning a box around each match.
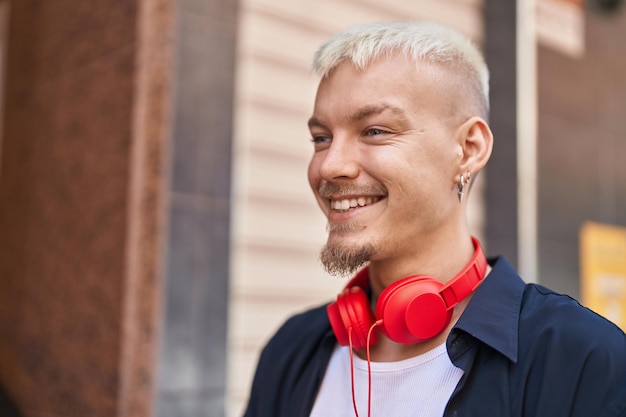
[0,1,175,416]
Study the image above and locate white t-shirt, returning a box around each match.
[309,342,463,417]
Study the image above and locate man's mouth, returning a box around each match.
[329,196,382,212]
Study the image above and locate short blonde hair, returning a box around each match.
[312,21,489,118]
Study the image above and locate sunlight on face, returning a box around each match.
[308,54,466,272]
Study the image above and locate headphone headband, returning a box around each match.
[439,237,487,307]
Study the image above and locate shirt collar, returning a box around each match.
[453,256,525,363]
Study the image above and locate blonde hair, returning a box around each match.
[312,21,490,118]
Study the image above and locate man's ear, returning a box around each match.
[456,116,493,174]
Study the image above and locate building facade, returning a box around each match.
[0,1,623,417]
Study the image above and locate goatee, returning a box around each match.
[320,241,374,277]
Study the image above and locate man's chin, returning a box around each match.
[319,241,374,277]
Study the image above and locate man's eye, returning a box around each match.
[364,128,386,136]
[311,135,331,144]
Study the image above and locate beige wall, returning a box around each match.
[227,1,486,415]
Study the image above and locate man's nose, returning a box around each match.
[319,138,360,181]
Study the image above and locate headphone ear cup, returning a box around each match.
[376,277,451,344]
[327,287,378,350]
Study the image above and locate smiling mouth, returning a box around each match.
[329,196,382,212]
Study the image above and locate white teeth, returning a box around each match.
[330,196,379,211]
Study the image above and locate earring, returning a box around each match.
[457,171,471,203]
[457,173,466,203]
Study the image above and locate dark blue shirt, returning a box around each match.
[243,257,626,417]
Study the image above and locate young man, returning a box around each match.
[243,21,626,417]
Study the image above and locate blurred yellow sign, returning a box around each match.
[580,222,626,330]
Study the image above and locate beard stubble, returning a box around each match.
[319,222,376,277]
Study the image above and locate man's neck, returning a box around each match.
[366,234,477,299]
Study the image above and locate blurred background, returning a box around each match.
[0,0,624,416]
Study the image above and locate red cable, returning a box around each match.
[348,328,360,417]
[349,320,383,417]
[366,320,383,417]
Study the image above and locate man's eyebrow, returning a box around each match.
[307,116,325,129]
[347,104,406,122]
[307,104,407,129]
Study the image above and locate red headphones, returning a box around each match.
[327,237,488,350]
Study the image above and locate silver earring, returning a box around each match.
[457,173,466,203]
[458,171,472,203]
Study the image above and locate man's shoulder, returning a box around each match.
[260,302,333,360]
[513,283,626,416]
[520,282,626,354]
[244,303,335,416]
[273,303,331,341]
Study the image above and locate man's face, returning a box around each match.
[307,54,464,276]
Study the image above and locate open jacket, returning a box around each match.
[244,257,626,417]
